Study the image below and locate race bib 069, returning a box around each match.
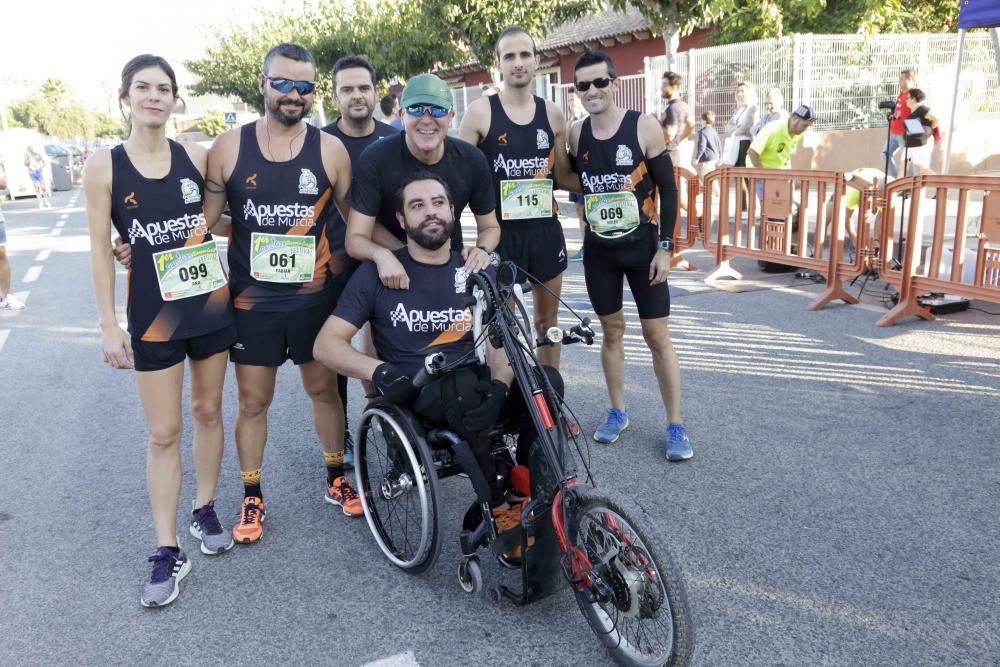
[250,233,315,283]
[500,179,553,220]
[152,241,226,302]
[584,192,641,238]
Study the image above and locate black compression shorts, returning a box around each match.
[582,225,670,319]
[496,220,567,284]
[132,324,237,372]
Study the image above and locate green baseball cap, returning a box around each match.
[400,73,454,110]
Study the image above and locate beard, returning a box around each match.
[267,95,311,126]
[405,214,455,250]
[341,98,374,122]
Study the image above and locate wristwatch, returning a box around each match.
[477,246,501,267]
[657,239,674,252]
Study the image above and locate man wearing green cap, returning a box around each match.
[346,73,500,289]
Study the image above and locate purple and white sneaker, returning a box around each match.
[190,501,235,555]
[140,546,191,608]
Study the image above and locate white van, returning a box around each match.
[0,128,53,200]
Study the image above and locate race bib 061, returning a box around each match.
[250,233,315,283]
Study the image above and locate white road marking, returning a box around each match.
[56,220,66,228]
[59,213,69,220]
[0,330,9,353]
[49,227,61,236]
[363,653,420,667]
[35,249,51,261]
[23,266,42,283]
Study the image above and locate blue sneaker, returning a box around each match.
[140,546,191,608]
[594,408,629,444]
[666,423,693,461]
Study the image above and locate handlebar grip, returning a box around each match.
[413,367,430,388]
[413,351,446,388]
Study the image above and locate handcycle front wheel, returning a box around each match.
[568,488,694,667]
[356,403,443,574]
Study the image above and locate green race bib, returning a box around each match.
[250,233,315,283]
[584,192,641,238]
[500,179,553,220]
[152,241,227,302]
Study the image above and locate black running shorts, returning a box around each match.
[132,324,238,373]
[496,219,567,284]
[230,292,338,367]
[582,225,670,319]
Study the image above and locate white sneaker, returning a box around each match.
[1,295,24,310]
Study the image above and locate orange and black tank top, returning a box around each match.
[478,94,557,226]
[576,110,657,244]
[110,141,233,342]
[227,122,337,311]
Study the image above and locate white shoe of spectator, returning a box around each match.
[1,295,25,310]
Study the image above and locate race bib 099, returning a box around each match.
[152,240,227,302]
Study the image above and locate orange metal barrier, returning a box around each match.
[876,175,1000,326]
[699,167,857,309]
[672,166,702,270]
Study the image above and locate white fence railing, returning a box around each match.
[644,32,999,131]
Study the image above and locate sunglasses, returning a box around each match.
[405,104,450,118]
[262,75,316,95]
[574,76,615,92]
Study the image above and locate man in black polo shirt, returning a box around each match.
[316,173,547,546]
[321,54,397,468]
[346,73,500,290]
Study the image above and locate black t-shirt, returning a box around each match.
[348,133,496,250]
[321,118,397,282]
[333,248,492,377]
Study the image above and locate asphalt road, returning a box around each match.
[1,187,998,666]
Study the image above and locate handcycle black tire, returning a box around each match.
[356,402,443,575]
[569,487,694,667]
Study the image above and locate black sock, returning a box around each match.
[161,545,180,555]
[244,484,262,500]
[325,451,345,485]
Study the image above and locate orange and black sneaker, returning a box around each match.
[326,476,363,517]
[233,496,265,544]
[492,500,535,560]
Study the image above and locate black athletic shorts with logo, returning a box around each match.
[583,224,670,319]
[497,220,568,284]
[230,291,339,367]
[132,324,238,373]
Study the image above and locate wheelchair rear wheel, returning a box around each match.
[356,403,442,574]
[569,488,694,667]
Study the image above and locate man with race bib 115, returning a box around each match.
[568,50,692,461]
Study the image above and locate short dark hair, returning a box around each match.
[262,43,316,76]
[702,110,715,124]
[380,93,398,116]
[662,71,682,87]
[574,51,616,79]
[331,55,376,88]
[907,88,926,103]
[395,172,453,214]
[495,26,537,58]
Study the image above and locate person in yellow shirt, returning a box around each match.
[747,104,815,202]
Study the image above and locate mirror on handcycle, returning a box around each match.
[354,262,694,667]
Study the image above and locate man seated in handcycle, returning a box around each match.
[314,171,562,541]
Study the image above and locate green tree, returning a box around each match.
[41,78,70,105]
[199,109,229,137]
[93,112,125,139]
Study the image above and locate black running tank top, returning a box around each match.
[227,122,337,311]
[576,110,657,243]
[478,95,557,225]
[109,141,233,342]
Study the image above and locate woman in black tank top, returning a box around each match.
[83,55,235,607]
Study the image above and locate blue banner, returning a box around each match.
[958,0,1000,29]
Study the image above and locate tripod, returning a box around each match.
[895,143,911,267]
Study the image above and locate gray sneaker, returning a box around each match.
[190,501,235,555]
[140,546,191,608]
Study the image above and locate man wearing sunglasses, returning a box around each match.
[201,43,360,541]
[346,73,500,290]
[567,50,693,462]
[458,26,579,371]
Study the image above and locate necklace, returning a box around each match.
[262,120,307,161]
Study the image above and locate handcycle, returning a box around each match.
[353,261,694,666]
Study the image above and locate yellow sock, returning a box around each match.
[241,468,262,485]
[324,451,344,466]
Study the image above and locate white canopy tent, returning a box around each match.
[944,0,1000,174]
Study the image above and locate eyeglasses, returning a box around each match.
[405,104,450,118]
[574,77,615,92]
[262,75,316,95]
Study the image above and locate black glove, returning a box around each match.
[462,380,509,433]
[372,362,418,404]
